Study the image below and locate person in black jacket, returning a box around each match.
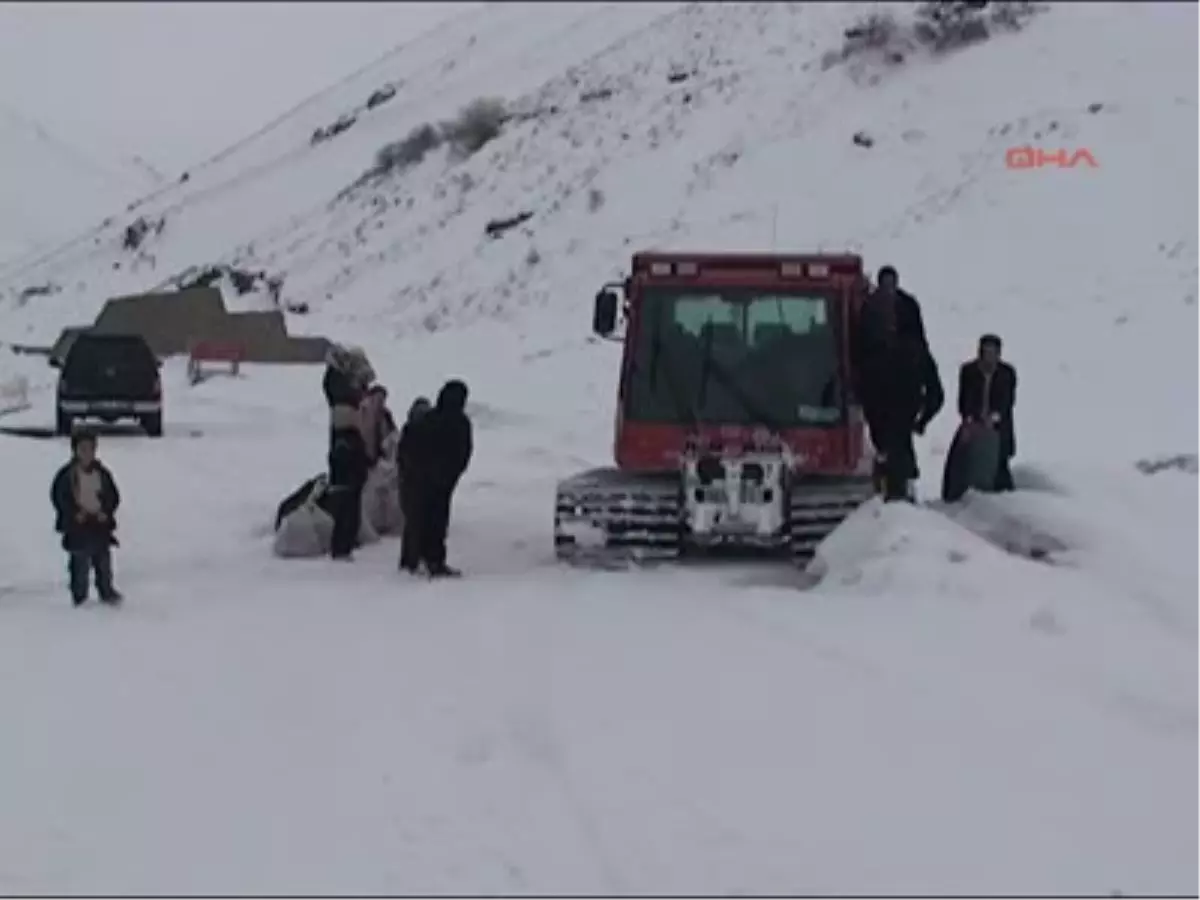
[851,265,944,501]
[50,427,122,605]
[396,396,432,573]
[401,380,472,577]
[957,333,1017,491]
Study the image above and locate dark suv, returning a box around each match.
[55,332,163,437]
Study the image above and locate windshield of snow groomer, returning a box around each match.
[625,287,845,427]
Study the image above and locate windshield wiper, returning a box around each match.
[697,326,787,435]
[649,328,703,435]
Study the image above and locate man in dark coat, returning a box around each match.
[50,427,122,605]
[400,380,472,577]
[851,265,944,501]
[953,333,1017,492]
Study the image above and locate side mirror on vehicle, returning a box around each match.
[49,358,61,369]
[592,289,619,336]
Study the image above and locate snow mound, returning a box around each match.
[809,497,1023,599]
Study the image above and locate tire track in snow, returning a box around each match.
[503,704,630,895]
[481,595,632,895]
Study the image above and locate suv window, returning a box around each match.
[62,335,158,388]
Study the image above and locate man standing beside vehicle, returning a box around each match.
[851,264,944,501]
[942,333,1017,500]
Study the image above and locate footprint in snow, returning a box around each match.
[1029,608,1065,635]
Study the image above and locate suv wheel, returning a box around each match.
[56,410,73,436]
[142,413,163,438]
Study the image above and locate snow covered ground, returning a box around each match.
[0,1,1196,894]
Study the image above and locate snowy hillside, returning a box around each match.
[0,1,1196,894]
[0,103,154,268]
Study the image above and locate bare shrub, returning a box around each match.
[844,10,899,53]
[354,95,508,191]
[440,96,508,158]
[913,1,1041,53]
[586,187,605,213]
[825,9,909,70]
[825,1,1043,74]
[988,0,1042,31]
[121,214,166,252]
[373,123,441,176]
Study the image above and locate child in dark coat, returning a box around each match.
[50,427,122,605]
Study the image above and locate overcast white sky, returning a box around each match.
[0,1,476,175]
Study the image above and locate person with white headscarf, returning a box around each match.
[321,343,375,559]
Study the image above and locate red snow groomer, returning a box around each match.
[554,251,876,567]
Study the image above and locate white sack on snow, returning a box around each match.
[274,501,335,558]
[273,472,385,558]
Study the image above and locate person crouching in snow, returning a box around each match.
[50,427,122,606]
[396,396,432,573]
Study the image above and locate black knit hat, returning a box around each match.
[436,379,469,411]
